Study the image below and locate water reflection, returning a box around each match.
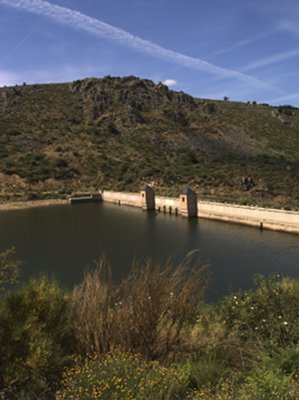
[0,202,298,301]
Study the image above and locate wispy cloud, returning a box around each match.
[241,48,299,72]
[206,28,281,59]
[1,22,40,66]
[207,38,256,59]
[0,0,272,89]
[162,79,177,87]
[268,92,299,105]
[280,20,299,37]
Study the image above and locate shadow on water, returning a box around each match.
[0,202,298,301]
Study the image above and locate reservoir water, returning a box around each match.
[0,202,298,301]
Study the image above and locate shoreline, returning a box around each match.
[0,199,68,212]
[0,195,298,235]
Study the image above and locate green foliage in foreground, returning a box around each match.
[0,249,299,399]
[221,274,299,349]
[0,276,74,399]
[57,351,187,400]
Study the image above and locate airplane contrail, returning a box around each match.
[0,0,277,90]
[206,28,281,59]
[241,48,299,73]
[1,22,40,66]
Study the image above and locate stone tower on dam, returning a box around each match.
[140,184,155,210]
[180,187,198,217]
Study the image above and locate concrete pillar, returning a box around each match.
[140,185,155,210]
[180,187,198,218]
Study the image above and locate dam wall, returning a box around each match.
[198,201,299,234]
[101,190,140,207]
[155,196,180,214]
[101,191,181,214]
[99,189,299,234]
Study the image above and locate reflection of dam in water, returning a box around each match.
[0,202,299,301]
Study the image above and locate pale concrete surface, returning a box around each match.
[99,190,299,234]
[198,201,299,234]
[101,190,141,207]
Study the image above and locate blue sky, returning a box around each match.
[0,0,299,106]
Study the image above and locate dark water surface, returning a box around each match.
[0,202,298,300]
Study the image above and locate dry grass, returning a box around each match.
[71,256,120,354]
[72,251,209,361]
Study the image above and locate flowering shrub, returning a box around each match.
[240,367,297,400]
[187,374,299,400]
[58,351,188,400]
[220,274,299,349]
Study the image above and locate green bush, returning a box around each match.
[186,379,238,400]
[185,354,228,389]
[273,345,299,375]
[220,275,299,349]
[0,277,74,399]
[187,374,299,400]
[58,351,187,400]
[240,366,296,400]
[26,190,40,200]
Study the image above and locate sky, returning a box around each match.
[0,0,299,106]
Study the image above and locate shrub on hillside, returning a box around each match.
[220,274,299,349]
[185,353,228,389]
[239,365,299,400]
[187,374,299,400]
[0,277,74,399]
[57,351,188,400]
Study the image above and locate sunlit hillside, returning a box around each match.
[0,76,298,209]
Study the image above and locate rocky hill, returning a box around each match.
[0,75,298,208]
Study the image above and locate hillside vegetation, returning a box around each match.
[0,75,298,208]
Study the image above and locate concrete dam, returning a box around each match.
[69,186,299,235]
